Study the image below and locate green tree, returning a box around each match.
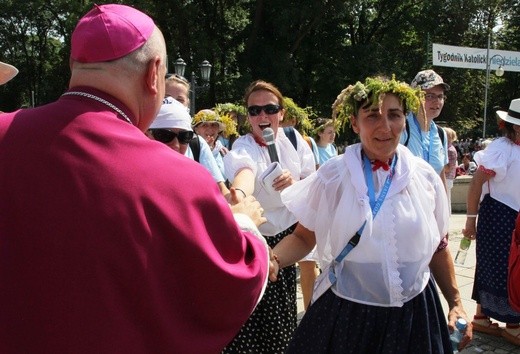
[0,0,87,110]
[0,0,518,142]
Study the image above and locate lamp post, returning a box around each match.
[482,30,505,138]
[173,58,212,115]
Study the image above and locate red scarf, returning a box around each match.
[253,135,266,147]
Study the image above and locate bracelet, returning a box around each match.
[235,188,247,198]
[466,214,478,218]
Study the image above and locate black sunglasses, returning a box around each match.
[149,129,194,145]
[247,104,281,116]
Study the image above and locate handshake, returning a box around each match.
[229,192,267,227]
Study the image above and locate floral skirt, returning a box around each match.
[222,225,297,354]
[286,279,451,354]
[472,194,520,323]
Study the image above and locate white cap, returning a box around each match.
[150,96,193,131]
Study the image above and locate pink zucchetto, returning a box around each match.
[71,4,155,63]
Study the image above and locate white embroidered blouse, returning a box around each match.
[281,144,449,307]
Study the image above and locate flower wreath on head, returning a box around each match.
[192,109,238,137]
[283,97,314,135]
[312,117,341,137]
[214,102,247,118]
[331,75,423,130]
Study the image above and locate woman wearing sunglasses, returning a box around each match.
[149,97,229,195]
[222,80,316,353]
[148,97,194,155]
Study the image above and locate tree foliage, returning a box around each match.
[1,0,518,140]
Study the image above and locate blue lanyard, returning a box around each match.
[360,153,397,233]
[413,117,434,162]
[328,153,397,284]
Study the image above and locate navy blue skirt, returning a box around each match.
[286,279,451,354]
[472,194,520,323]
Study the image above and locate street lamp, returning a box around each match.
[172,58,212,115]
[482,28,505,138]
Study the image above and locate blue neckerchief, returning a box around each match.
[328,152,397,284]
[413,117,434,162]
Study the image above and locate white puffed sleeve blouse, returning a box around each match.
[473,137,520,211]
[281,144,448,307]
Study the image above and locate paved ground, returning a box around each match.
[295,213,520,353]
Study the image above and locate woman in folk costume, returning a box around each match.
[463,98,520,345]
[272,76,472,353]
[222,80,315,353]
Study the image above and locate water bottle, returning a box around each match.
[454,237,471,265]
[450,318,467,353]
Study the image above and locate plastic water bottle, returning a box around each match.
[450,318,467,353]
[454,237,471,265]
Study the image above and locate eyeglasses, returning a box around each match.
[247,104,281,116]
[424,93,447,102]
[149,129,194,145]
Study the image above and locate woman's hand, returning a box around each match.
[226,187,246,205]
[272,169,295,191]
[447,307,473,351]
[268,248,280,282]
[220,146,229,156]
[229,195,266,227]
[462,218,477,240]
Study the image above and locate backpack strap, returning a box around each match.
[283,126,297,150]
[404,119,411,146]
[189,134,201,162]
[437,125,445,145]
[404,117,445,147]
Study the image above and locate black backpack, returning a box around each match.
[284,126,297,150]
[189,134,201,162]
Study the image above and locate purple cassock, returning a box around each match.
[0,87,268,354]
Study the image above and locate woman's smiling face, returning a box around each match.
[351,93,405,162]
[247,90,284,140]
[194,122,220,148]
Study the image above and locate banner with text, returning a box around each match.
[433,43,520,72]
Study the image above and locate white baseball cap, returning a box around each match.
[150,96,193,131]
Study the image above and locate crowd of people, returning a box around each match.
[2,3,520,353]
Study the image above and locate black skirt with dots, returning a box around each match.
[222,225,297,354]
[471,194,520,323]
[286,279,452,354]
